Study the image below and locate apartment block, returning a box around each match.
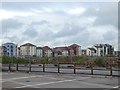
[2,43,17,57]
[20,43,36,57]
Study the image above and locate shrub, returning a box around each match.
[94,57,104,66]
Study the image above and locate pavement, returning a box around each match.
[1,71,119,89]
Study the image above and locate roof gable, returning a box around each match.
[20,43,36,47]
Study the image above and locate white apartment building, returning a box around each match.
[86,48,97,56]
[62,49,69,56]
[20,43,36,57]
[36,47,43,57]
[93,44,114,56]
[86,44,114,56]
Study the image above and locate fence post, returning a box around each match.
[110,63,112,76]
[29,60,31,73]
[74,63,76,74]
[90,63,93,75]
[58,63,60,73]
[43,63,45,72]
[16,61,18,71]
[8,61,11,72]
[106,62,108,69]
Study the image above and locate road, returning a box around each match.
[2,64,120,76]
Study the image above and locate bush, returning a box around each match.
[73,56,88,64]
[17,58,29,64]
[94,57,104,66]
[2,56,11,64]
[40,57,49,64]
[2,56,29,64]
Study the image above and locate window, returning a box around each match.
[11,46,13,48]
[11,50,13,52]
[7,45,9,47]
[94,50,96,53]
[89,51,90,55]
[104,47,106,53]
[100,50,103,56]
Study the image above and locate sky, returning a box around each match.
[0,2,118,50]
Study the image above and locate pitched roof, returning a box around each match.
[18,47,20,50]
[69,44,80,47]
[104,44,112,47]
[94,44,112,48]
[88,48,96,51]
[20,43,36,47]
[94,44,102,48]
[82,49,86,52]
[42,46,52,51]
[2,43,17,46]
[0,46,7,49]
[53,47,68,51]
[36,47,43,49]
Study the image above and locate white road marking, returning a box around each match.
[15,77,91,88]
[10,80,40,88]
[15,79,77,88]
[2,75,43,82]
[10,80,28,86]
[113,86,119,88]
[2,73,15,75]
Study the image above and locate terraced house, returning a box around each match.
[0,46,7,56]
[53,44,81,57]
[36,47,43,57]
[42,46,52,57]
[68,44,81,56]
[86,48,97,56]
[1,42,114,57]
[53,47,69,57]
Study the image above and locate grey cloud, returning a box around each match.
[103,31,117,41]
[23,27,38,38]
[67,31,90,47]
[51,29,90,48]
[2,2,118,50]
[35,29,54,42]
[31,20,49,26]
[84,3,117,27]
[2,19,23,33]
[54,23,83,38]
[4,36,27,45]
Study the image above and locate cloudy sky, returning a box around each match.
[0,2,118,50]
